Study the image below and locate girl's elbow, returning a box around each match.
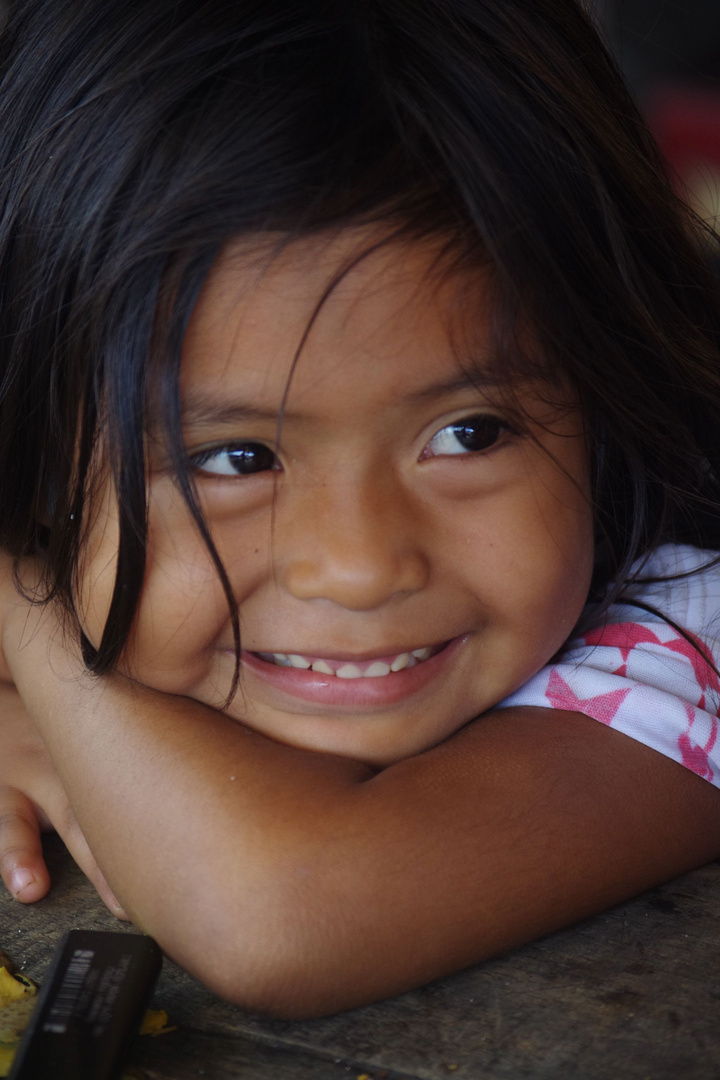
[165,881,365,1018]
[206,956,363,1020]
[189,939,362,1020]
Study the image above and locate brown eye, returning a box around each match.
[424,415,507,457]
[190,442,278,476]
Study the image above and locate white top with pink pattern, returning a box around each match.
[500,544,720,786]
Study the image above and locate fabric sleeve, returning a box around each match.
[498,545,720,788]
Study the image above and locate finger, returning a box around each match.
[0,788,51,903]
[54,809,129,920]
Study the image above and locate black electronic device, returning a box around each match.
[8,930,162,1080]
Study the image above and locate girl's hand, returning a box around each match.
[0,678,127,918]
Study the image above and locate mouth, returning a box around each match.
[241,637,463,708]
[252,643,444,679]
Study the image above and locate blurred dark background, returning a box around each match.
[603,0,720,97]
[599,0,720,226]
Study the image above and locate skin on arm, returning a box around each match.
[0,558,124,914]
[0,680,55,904]
[0,672,126,916]
[5,598,720,1020]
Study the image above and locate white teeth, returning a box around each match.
[364,661,392,678]
[288,654,312,669]
[336,663,363,679]
[262,646,436,676]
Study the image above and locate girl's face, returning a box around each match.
[81,233,594,766]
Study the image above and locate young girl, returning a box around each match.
[1,0,720,1019]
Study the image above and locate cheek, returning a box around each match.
[476,508,592,623]
[123,485,269,690]
[126,518,229,690]
[75,477,233,685]
[510,513,595,673]
[452,459,595,675]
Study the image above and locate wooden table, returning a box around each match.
[3,834,720,1079]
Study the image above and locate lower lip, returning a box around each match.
[240,637,466,708]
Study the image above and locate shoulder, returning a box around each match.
[501,544,720,787]
[579,542,720,667]
[614,543,720,633]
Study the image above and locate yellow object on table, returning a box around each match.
[0,966,37,1077]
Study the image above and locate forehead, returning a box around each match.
[179,231,500,415]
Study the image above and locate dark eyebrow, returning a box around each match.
[404,368,501,403]
[181,367,502,428]
[182,397,290,427]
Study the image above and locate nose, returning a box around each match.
[276,474,430,611]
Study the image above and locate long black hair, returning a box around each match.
[0,0,719,676]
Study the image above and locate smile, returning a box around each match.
[253,645,441,678]
[242,636,466,709]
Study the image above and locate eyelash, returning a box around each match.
[188,414,510,477]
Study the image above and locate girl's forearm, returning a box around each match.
[5,606,377,1011]
[7,605,720,1018]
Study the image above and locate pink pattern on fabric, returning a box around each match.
[678,704,717,782]
[545,669,631,725]
[582,622,663,659]
[580,622,720,712]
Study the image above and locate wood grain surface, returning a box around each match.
[2,833,720,1080]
